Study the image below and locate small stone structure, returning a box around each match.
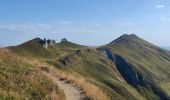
[42,38,56,48]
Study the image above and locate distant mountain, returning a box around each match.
[1,34,170,99]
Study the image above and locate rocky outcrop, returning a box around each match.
[99,49,169,100]
[60,49,96,67]
[60,49,82,67]
[114,55,169,100]
[61,55,76,66]
[99,49,115,61]
[113,55,148,87]
[40,38,56,48]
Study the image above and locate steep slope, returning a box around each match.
[100,34,170,99]
[0,48,65,99]
[52,49,146,100]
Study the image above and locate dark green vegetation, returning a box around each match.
[1,34,170,100]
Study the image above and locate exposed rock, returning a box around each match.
[81,96,91,100]
[41,38,56,48]
[65,80,74,84]
[43,38,48,48]
[99,49,115,62]
[59,77,67,81]
[40,66,49,73]
[60,50,81,67]
[47,39,56,45]
[61,55,75,66]
[99,49,169,100]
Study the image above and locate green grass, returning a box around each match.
[102,34,170,99]
[9,38,85,59]
[5,35,170,100]
[48,49,145,100]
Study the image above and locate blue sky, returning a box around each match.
[0,0,170,47]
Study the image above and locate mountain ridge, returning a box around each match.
[1,34,170,100]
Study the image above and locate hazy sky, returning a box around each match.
[0,0,170,47]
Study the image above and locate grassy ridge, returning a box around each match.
[12,38,145,99]
[5,35,170,100]
[9,38,85,59]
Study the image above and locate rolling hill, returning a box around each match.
[0,34,170,100]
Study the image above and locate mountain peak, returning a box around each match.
[110,34,141,45]
[119,34,139,39]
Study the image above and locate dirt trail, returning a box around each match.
[41,70,88,100]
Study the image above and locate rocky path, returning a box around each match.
[41,69,89,100]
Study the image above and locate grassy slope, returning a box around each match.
[9,38,145,100]
[102,34,170,99]
[0,48,65,99]
[9,38,60,58]
[0,38,86,99]
[9,38,85,59]
[7,36,170,100]
[60,49,145,100]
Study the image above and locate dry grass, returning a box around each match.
[160,82,170,96]
[48,66,109,100]
[26,58,109,100]
[0,48,65,100]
